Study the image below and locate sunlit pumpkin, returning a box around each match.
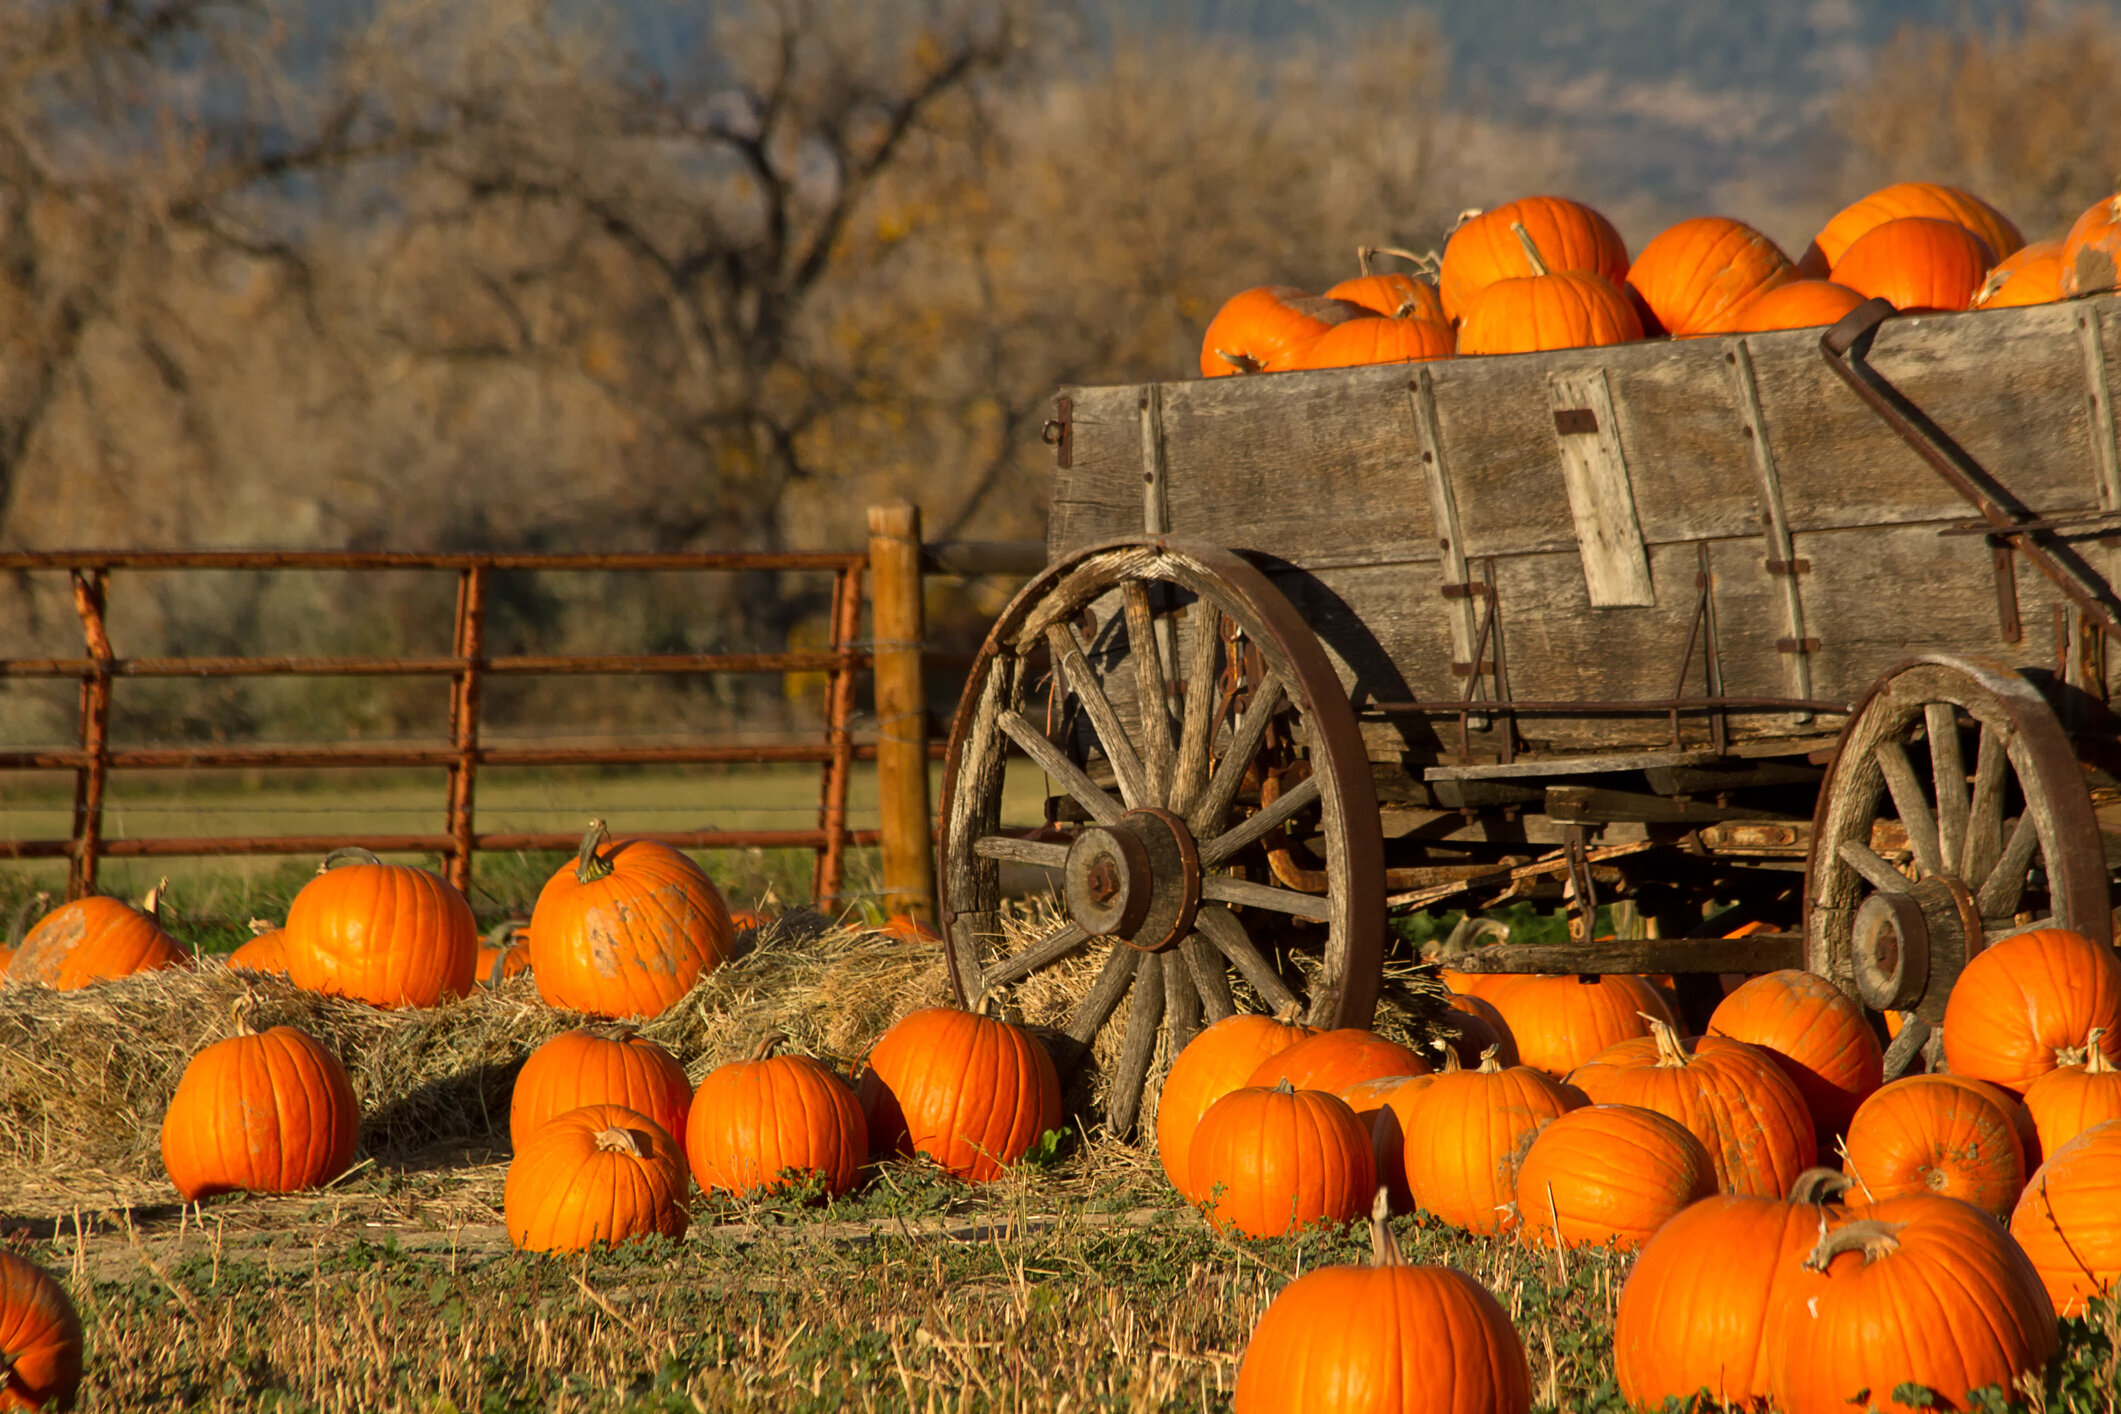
[1341,1070,1442,1214]
[1486,972,1672,1079]
[509,1026,692,1155]
[1711,279,1868,334]
[1325,256,1446,324]
[8,882,189,991]
[1799,181,2024,277]
[1972,238,2064,309]
[1188,1079,1374,1238]
[2060,193,2121,297]
[1199,287,1369,376]
[2009,1117,2121,1316]
[1290,313,1453,369]
[1244,1028,1429,1095]
[1626,215,1793,337]
[1828,216,1995,311]
[0,1250,83,1412]
[687,1034,867,1198]
[1457,223,1644,356]
[1514,1103,1716,1252]
[160,1015,359,1201]
[858,1003,1060,1182]
[1403,1050,1580,1235]
[1941,926,2121,1092]
[1440,196,1630,323]
[284,850,477,1008]
[1840,1074,2025,1219]
[227,919,288,976]
[1156,1007,1315,1201]
[1708,969,1882,1135]
[2022,1027,2121,1160]
[503,1103,690,1253]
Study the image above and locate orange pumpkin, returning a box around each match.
[1341,1071,1441,1214]
[1514,1103,1717,1252]
[527,821,735,1020]
[1244,1028,1429,1095]
[687,1035,867,1198]
[1198,287,1369,376]
[1290,314,1452,369]
[2022,1027,2121,1161]
[1325,261,1446,324]
[8,883,188,990]
[2060,193,2121,297]
[1234,1192,1531,1414]
[1440,196,1630,323]
[1456,223,1644,356]
[1799,181,2024,277]
[1188,1080,1374,1238]
[2009,1117,2121,1316]
[1568,1019,1815,1198]
[509,1026,692,1154]
[1840,1075,2025,1219]
[1708,969,1882,1135]
[284,850,477,1008]
[503,1103,690,1253]
[1766,1194,2057,1414]
[1712,279,1869,334]
[1942,927,2121,1092]
[0,1250,82,1412]
[1972,238,2065,309]
[1828,216,1994,312]
[475,919,531,986]
[1626,215,1793,337]
[1486,973,1673,1079]
[1612,1181,1846,1409]
[1438,992,1518,1069]
[729,908,771,932]
[228,919,288,975]
[1155,1008,1314,1200]
[159,1017,359,1201]
[1403,1050,1580,1235]
[858,1004,1060,1182]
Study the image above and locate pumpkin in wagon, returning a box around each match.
[1828,216,1994,312]
[0,1251,82,1412]
[1798,180,2024,277]
[1440,195,1630,323]
[1625,215,1792,337]
[858,1002,1060,1182]
[1326,248,1446,324]
[284,849,477,1008]
[2060,192,2121,297]
[1199,286,1369,376]
[1457,223,1643,356]
[160,1012,359,1201]
[1710,279,1867,334]
[8,881,189,990]
[1972,238,2065,309]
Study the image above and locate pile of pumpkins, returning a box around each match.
[1157,925,2121,1413]
[1201,182,2121,373]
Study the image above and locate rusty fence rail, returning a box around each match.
[0,529,1045,910]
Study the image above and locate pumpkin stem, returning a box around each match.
[1642,1015,1691,1067]
[1215,348,1266,375]
[594,1126,648,1158]
[1358,244,1441,278]
[1789,1167,1857,1204]
[1437,1046,1464,1074]
[1447,207,1484,235]
[246,917,277,937]
[748,1031,785,1063]
[589,1022,642,1044]
[1510,220,1551,278]
[1271,1077,1296,1096]
[1972,267,2008,307]
[1475,1044,1502,1074]
[142,876,170,922]
[319,847,384,874]
[1272,1002,1305,1025]
[6,891,51,947]
[230,995,260,1038]
[484,917,527,949]
[1366,1187,1404,1266]
[574,820,615,884]
[1802,1217,1906,1272]
[2057,1027,2113,1073]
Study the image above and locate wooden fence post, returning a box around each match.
[868,502,936,926]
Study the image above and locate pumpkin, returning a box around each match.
[1942,926,2121,1092]
[0,1251,82,1412]
[1457,223,1644,356]
[503,1103,689,1253]
[1244,1028,1429,1095]
[228,919,288,975]
[1326,254,1446,323]
[509,1026,691,1154]
[687,1034,867,1198]
[2060,193,2121,297]
[728,908,771,932]
[1188,1079,1374,1238]
[1611,1175,1850,1409]
[527,820,735,1020]
[1437,992,1518,1069]
[1972,238,2065,309]
[159,1014,359,1201]
[2022,1027,2121,1161]
[1199,286,1369,376]
[1840,1075,2025,1219]
[8,882,188,990]
[1486,973,1673,1079]
[1403,1049,1580,1235]
[1156,1007,1315,1200]
[1291,313,1452,369]
[1439,196,1630,323]
[1799,181,2024,277]
[1341,1071,1441,1214]
[1828,216,1994,312]
[1568,1018,1815,1198]
[284,849,476,1008]
[858,1003,1060,1181]
[1625,216,1793,337]
[2009,1117,2121,1316]
[475,919,531,986]
[1712,279,1868,334]
[1234,1191,1531,1414]
[1765,1194,2057,1414]
[1514,1103,1717,1252]
[1708,969,1882,1135]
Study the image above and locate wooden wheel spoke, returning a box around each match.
[1180,932,1236,1023]
[1169,604,1224,818]
[1880,1012,1932,1083]
[1199,773,1319,867]
[980,922,1089,992]
[1065,945,1140,1045]
[1105,954,1165,1136]
[1122,581,1176,803]
[1200,874,1333,920]
[1962,724,2009,885]
[1874,738,1945,878]
[972,835,1069,868]
[996,709,1124,827]
[1837,838,1912,895]
[1186,676,1288,837]
[1927,704,1970,877]
[1193,905,1299,1013]
[1047,622,1151,809]
[1162,949,1203,1055]
[1976,812,2041,920]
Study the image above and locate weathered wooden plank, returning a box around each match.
[1548,367,1655,605]
[1440,933,1804,975]
[1427,749,1718,782]
[1727,336,1816,722]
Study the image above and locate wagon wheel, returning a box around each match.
[938,537,1385,1139]
[1806,655,2109,1077]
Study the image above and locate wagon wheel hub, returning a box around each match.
[1850,876,1983,1013]
[1063,808,1201,953]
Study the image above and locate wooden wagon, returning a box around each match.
[936,294,2121,1134]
